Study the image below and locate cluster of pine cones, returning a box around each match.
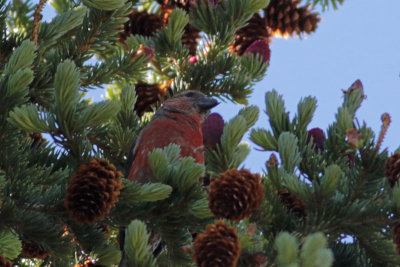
[118,7,200,57]
[87,1,318,262]
[119,0,320,54]
[117,5,200,116]
[117,0,321,117]
[233,0,320,56]
[191,168,266,266]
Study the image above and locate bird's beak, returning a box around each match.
[197,97,219,110]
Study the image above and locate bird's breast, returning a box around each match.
[128,115,204,183]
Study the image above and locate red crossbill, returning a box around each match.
[127,90,219,183]
[119,91,219,264]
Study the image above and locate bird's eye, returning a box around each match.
[185,92,195,97]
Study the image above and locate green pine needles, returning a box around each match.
[0,0,398,266]
[250,83,400,266]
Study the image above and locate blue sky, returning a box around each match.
[41,0,400,172]
[213,0,400,172]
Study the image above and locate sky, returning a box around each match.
[41,0,400,173]
[212,0,400,172]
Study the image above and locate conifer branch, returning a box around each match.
[31,0,48,46]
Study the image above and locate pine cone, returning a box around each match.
[264,0,321,37]
[182,24,200,56]
[278,188,307,217]
[134,81,169,116]
[392,221,400,255]
[193,221,241,267]
[307,127,325,151]
[202,113,224,150]
[64,158,123,224]
[0,255,12,267]
[233,13,269,56]
[208,168,264,222]
[21,241,49,259]
[386,153,400,188]
[118,11,164,44]
[243,39,271,63]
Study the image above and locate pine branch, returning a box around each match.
[30,0,48,46]
[305,0,344,11]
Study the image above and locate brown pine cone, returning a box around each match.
[264,0,321,37]
[233,13,269,56]
[134,81,169,116]
[208,168,264,222]
[0,255,12,267]
[118,11,164,44]
[193,221,241,267]
[64,158,123,224]
[182,24,200,56]
[386,153,400,188]
[21,241,49,259]
[392,221,400,255]
[278,188,307,217]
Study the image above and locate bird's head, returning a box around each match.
[160,90,219,122]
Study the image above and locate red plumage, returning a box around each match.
[127,90,219,183]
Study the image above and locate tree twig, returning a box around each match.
[377,113,391,151]
[31,0,48,46]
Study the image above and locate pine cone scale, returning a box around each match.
[264,0,320,37]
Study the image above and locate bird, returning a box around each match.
[119,90,219,265]
[126,90,219,183]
